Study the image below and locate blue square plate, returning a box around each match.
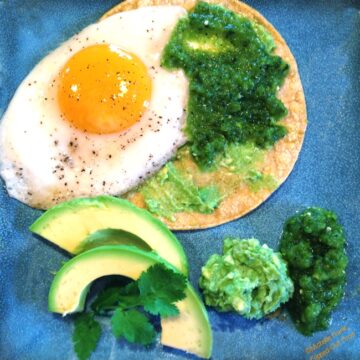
[0,0,359,359]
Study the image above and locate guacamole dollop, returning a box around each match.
[162,1,289,168]
[199,238,293,319]
[140,162,221,220]
[280,208,348,335]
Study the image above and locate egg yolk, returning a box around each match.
[57,44,152,134]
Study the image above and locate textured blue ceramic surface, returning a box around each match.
[1,0,359,359]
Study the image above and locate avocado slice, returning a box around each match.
[30,196,188,275]
[49,245,212,359]
[74,228,152,253]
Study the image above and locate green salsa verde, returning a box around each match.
[280,208,348,335]
[162,1,289,169]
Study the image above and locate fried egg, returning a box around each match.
[0,6,188,209]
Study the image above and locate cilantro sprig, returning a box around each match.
[73,313,101,360]
[111,309,156,345]
[72,264,187,360]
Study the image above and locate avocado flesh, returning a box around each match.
[30,196,188,275]
[49,245,212,359]
[74,228,152,253]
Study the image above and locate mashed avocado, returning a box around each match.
[280,208,348,335]
[162,1,289,168]
[139,142,277,220]
[199,238,293,319]
[140,162,221,220]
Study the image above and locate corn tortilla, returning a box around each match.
[102,0,307,230]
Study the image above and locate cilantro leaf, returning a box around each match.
[138,264,187,317]
[71,264,187,357]
[117,282,141,309]
[143,297,180,318]
[91,282,142,314]
[72,312,101,360]
[111,309,156,345]
[91,287,122,314]
[138,264,187,302]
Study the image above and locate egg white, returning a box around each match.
[0,6,188,209]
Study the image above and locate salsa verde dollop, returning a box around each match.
[280,208,348,335]
[162,1,289,168]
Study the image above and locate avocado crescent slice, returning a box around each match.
[30,196,188,275]
[74,228,152,253]
[49,245,212,359]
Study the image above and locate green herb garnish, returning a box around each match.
[73,313,101,360]
[138,263,187,317]
[71,264,187,360]
[111,309,156,345]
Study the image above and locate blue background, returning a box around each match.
[0,0,359,359]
